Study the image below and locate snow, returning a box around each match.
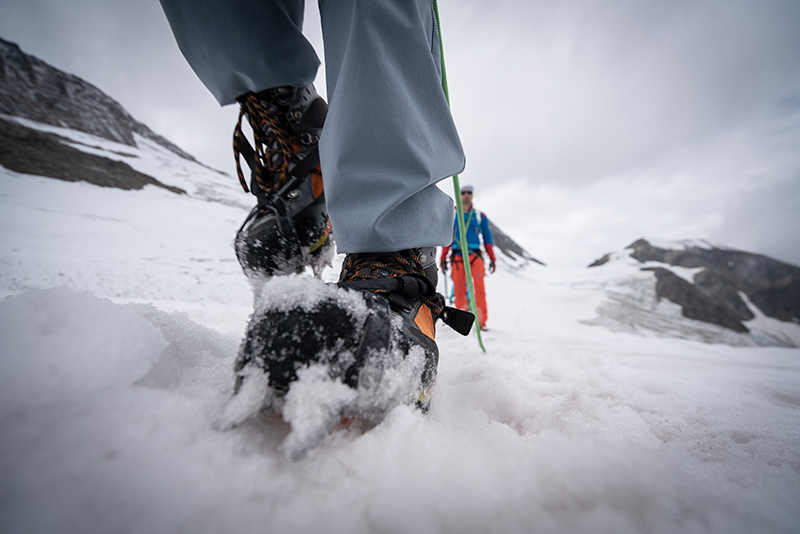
[254,274,368,316]
[644,238,723,251]
[581,244,800,347]
[739,291,800,348]
[1,126,799,533]
[591,244,704,284]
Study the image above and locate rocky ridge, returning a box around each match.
[0,37,194,161]
[487,220,545,269]
[0,116,185,193]
[588,238,800,345]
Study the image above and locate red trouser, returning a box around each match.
[451,252,487,328]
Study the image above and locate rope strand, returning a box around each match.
[433,0,486,352]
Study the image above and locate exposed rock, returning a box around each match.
[646,267,748,332]
[580,268,795,347]
[487,220,546,268]
[627,238,800,324]
[588,253,612,268]
[590,238,800,334]
[0,117,185,194]
[0,37,195,162]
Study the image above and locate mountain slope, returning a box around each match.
[586,238,800,347]
[0,38,220,193]
[0,37,194,162]
[488,219,546,268]
[625,238,800,325]
[0,116,185,193]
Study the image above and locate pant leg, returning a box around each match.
[159,0,320,105]
[470,255,488,327]
[318,0,465,253]
[452,256,468,311]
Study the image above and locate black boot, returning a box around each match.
[233,85,332,280]
[234,248,475,411]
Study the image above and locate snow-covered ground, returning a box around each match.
[1,123,799,533]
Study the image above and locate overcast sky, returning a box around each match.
[2,0,799,267]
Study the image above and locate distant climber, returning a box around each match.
[440,184,495,330]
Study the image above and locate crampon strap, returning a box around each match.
[338,275,474,337]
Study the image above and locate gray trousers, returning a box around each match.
[160,0,465,253]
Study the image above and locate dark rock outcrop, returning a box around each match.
[0,117,185,193]
[591,238,800,332]
[487,220,546,267]
[588,253,612,268]
[628,238,800,324]
[0,37,195,162]
[646,267,749,332]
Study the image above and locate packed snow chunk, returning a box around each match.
[215,365,274,430]
[353,341,428,418]
[281,364,359,458]
[128,302,239,401]
[253,274,369,320]
[0,288,166,411]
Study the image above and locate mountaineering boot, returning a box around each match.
[232,84,332,280]
[336,249,444,398]
[337,248,474,408]
[233,247,475,411]
[235,279,395,393]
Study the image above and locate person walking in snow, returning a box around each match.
[440,184,495,330]
[159,0,473,402]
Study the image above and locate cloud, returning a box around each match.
[472,108,800,267]
[445,0,800,185]
[431,0,800,266]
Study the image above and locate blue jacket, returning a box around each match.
[451,208,493,253]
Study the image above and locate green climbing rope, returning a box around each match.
[433,0,486,353]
